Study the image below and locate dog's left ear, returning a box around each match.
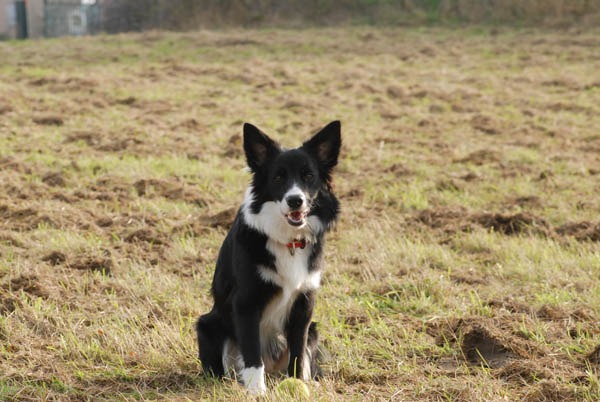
[303,120,341,171]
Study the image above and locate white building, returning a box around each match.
[0,0,100,39]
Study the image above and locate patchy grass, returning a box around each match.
[1,26,600,400]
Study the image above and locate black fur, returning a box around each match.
[196,121,341,387]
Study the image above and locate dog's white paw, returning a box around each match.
[240,366,266,395]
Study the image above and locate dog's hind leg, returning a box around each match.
[307,321,324,380]
[196,310,227,377]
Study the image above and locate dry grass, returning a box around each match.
[1,26,600,401]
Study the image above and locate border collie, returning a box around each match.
[196,121,341,394]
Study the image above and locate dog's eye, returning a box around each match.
[303,173,314,182]
[274,174,283,183]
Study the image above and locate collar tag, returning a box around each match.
[287,239,307,255]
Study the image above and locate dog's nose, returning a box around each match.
[286,195,303,210]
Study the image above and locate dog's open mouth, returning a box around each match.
[286,211,306,227]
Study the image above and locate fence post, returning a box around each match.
[15,0,28,39]
[43,0,47,38]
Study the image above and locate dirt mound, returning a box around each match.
[0,157,32,174]
[455,149,500,165]
[29,76,97,91]
[69,257,112,274]
[115,96,137,105]
[81,176,134,203]
[42,172,66,187]
[461,325,516,367]
[133,179,206,206]
[495,359,553,384]
[32,115,64,126]
[485,298,531,314]
[414,207,469,231]
[222,134,242,158]
[95,216,113,227]
[63,131,101,146]
[0,102,13,115]
[449,269,485,285]
[124,228,164,245]
[522,380,574,402]
[172,208,237,237]
[386,85,405,99]
[173,118,205,132]
[199,208,237,229]
[508,196,543,208]
[436,179,462,192]
[96,137,143,152]
[547,102,592,115]
[556,221,600,242]
[472,212,550,236]
[384,163,413,177]
[585,344,600,365]
[427,317,539,368]
[415,209,598,242]
[0,294,20,314]
[0,204,56,231]
[536,305,569,321]
[470,115,504,135]
[414,209,549,236]
[42,251,67,266]
[3,275,49,299]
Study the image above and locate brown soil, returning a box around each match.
[0,204,56,231]
[414,209,550,236]
[413,207,582,240]
[0,294,20,314]
[69,257,113,274]
[470,114,504,135]
[525,381,574,402]
[472,212,550,236]
[3,275,49,299]
[63,131,101,146]
[133,179,207,206]
[449,269,485,285]
[496,360,554,384]
[124,228,165,245]
[198,208,237,229]
[41,172,67,187]
[42,251,67,266]
[414,207,469,231]
[586,344,600,365]
[32,115,64,126]
[556,221,600,242]
[461,325,516,367]
[454,149,500,165]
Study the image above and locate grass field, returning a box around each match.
[1,26,600,401]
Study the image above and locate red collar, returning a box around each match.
[286,239,307,254]
[286,239,307,249]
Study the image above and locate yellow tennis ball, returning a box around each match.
[276,378,310,399]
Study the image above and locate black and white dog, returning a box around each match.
[196,121,341,394]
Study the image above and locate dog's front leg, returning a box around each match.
[286,291,315,380]
[233,299,266,395]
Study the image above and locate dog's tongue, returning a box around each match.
[290,211,302,221]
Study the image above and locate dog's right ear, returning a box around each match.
[243,123,279,171]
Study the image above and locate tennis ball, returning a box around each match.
[276,378,310,399]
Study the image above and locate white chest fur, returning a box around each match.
[258,239,321,344]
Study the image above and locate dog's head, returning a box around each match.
[242,121,341,237]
